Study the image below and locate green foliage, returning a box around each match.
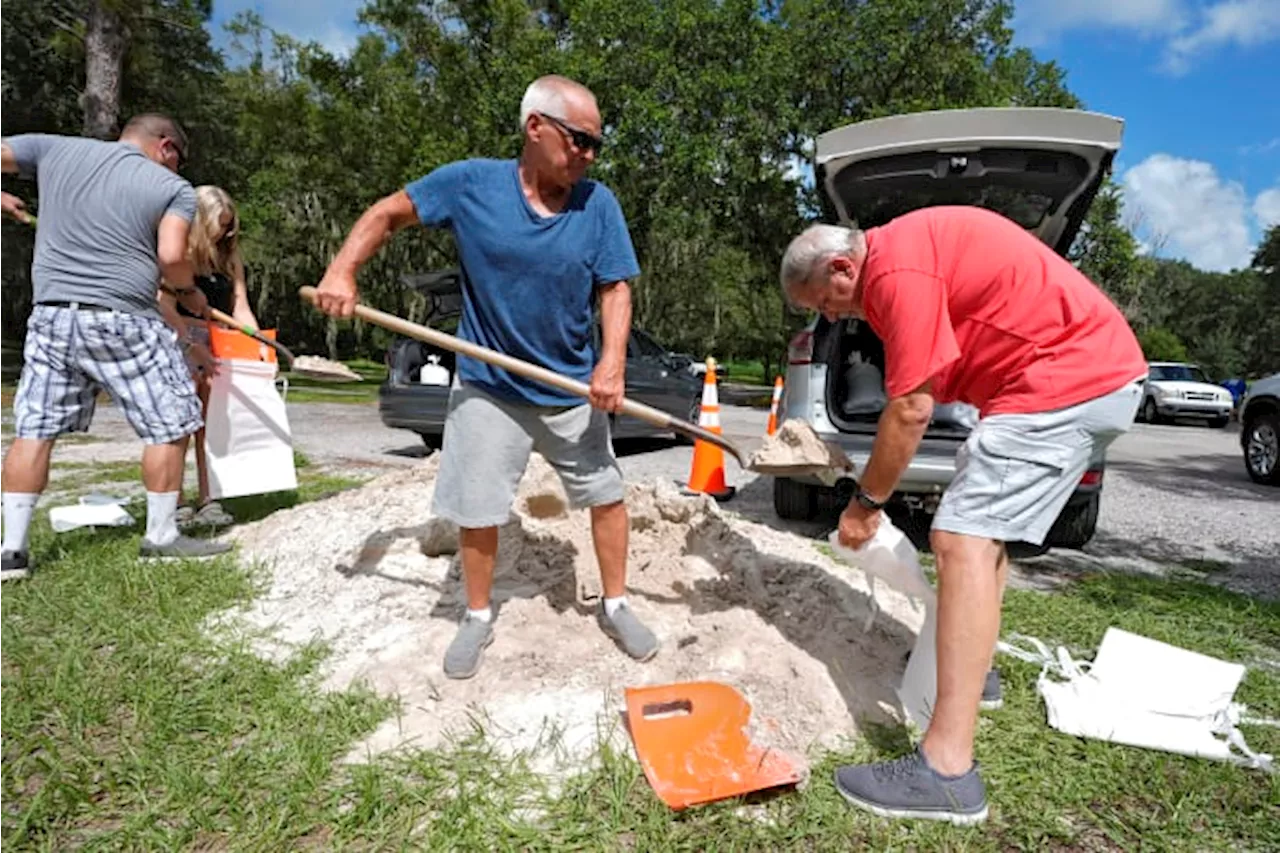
[1137,327,1188,363]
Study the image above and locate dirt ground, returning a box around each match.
[219,453,929,776]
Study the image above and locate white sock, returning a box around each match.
[146,491,180,546]
[467,606,492,623]
[2,493,39,554]
[604,596,627,616]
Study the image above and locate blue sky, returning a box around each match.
[208,0,1280,272]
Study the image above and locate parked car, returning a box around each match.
[1138,361,1233,427]
[378,268,703,447]
[775,106,1129,550]
[1239,372,1280,485]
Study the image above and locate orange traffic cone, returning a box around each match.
[683,358,736,501]
[765,375,784,436]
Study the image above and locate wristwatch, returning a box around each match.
[853,485,888,511]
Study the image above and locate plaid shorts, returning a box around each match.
[15,303,202,444]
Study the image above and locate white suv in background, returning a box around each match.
[1139,362,1233,428]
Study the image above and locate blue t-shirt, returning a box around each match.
[405,158,640,406]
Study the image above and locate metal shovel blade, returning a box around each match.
[624,681,805,810]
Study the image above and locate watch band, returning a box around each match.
[854,486,888,511]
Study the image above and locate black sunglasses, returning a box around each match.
[539,113,603,154]
[164,136,188,169]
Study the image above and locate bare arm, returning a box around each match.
[156,213,208,316]
[230,256,259,330]
[856,382,936,502]
[597,281,631,367]
[588,280,632,412]
[2,142,17,174]
[315,190,420,318]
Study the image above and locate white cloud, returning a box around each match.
[1014,0,1189,43]
[1015,0,1280,73]
[1256,188,1280,229]
[1162,0,1280,73]
[1121,153,1278,271]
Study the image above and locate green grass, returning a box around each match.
[4,488,1278,849]
[720,359,774,387]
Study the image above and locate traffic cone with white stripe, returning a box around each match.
[765,375,784,436]
[683,358,736,501]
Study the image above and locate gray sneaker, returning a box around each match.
[191,501,235,529]
[834,747,988,825]
[980,668,1004,711]
[2,550,31,582]
[443,614,495,680]
[139,535,233,560]
[597,601,659,662]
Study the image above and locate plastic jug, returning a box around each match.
[419,354,450,386]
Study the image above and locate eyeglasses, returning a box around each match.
[164,136,188,170]
[539,113,603,154]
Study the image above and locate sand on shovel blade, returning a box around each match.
[215,453,926,780]
[747,418,857,481]
[290,355,363,382]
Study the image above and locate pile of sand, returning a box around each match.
[219,454,926,774]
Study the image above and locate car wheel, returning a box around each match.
[1244,411,1280,485]
[1044,493,1100,550]
[676,399,701,444]
[417,431,442,451]
[1142,398,1160,424]
[773,477,818,521]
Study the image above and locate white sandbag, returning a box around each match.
[999,629,1277,772]
[203,357,298,500]
[826,520,939,730]
[49,494,134,532]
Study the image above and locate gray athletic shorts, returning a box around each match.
[15,303,202,445]
[431,381,625,528]
[932,376,1145,545]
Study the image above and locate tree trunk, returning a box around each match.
[83,1,128,139]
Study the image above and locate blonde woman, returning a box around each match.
[176,185,259,528]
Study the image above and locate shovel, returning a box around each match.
[297,286,749,466]
[201,305,362,382]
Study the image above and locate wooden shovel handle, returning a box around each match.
[204,306,297,367]
[297,286,745,466]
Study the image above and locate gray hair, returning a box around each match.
[778,223,866,303]
[519,75,596,130]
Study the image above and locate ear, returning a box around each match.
[829,254,856,276]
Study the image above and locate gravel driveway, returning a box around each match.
[11,398,1278,598]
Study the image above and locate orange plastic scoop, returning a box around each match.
[624,681,805,810]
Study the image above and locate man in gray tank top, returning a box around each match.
[1,113,233,580]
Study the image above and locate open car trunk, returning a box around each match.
[386,269,463,386]
[812,107,1124,437]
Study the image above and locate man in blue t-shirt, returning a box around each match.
[314,75,655,678]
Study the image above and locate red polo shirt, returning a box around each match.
[859,206,1146,417]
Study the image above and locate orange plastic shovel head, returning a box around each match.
[624,681,805,810]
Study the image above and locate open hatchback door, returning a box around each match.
[814,107,1125,254]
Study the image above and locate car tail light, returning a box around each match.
[788,330,814,366]
[1080,470,1102,486]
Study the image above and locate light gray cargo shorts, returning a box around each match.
[430,381,625,528]
[932,376,1145,545]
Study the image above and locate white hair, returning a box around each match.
[518,75,596,130]
[778,223,866,303]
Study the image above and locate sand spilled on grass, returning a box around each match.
[220,454,926,775]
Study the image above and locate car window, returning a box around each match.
[1151,365,1210,383]
[630,328,668,359]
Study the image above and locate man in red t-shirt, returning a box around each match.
[779,205,1146,824]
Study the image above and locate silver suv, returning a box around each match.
[1239,372,1280,485]
[774,107,1126,551]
